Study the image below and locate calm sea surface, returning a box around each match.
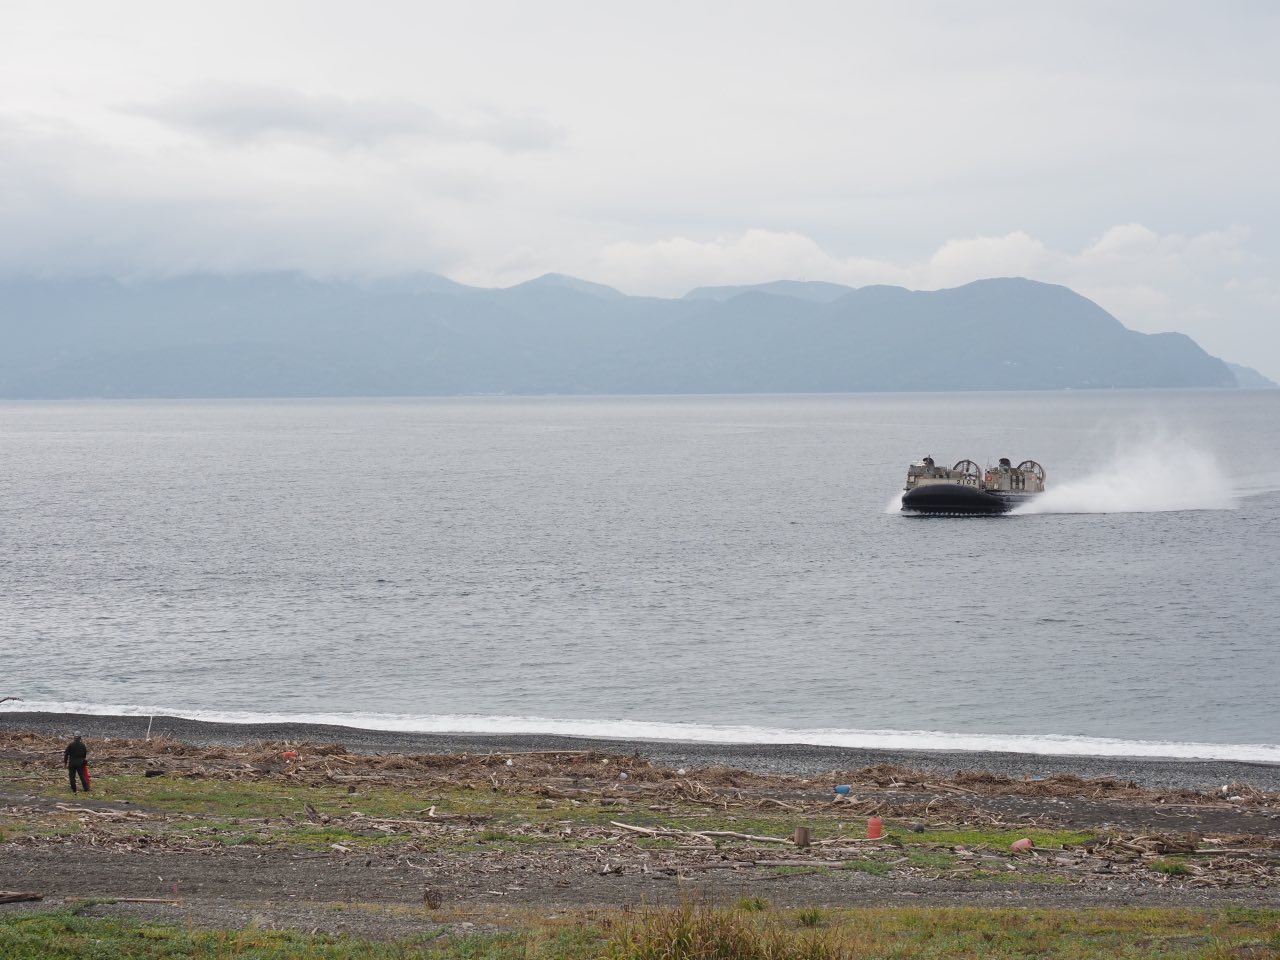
[3,391,1279,759]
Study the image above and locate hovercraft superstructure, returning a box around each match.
[901,455,1046,515]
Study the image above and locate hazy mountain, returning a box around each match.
[0,273,1241,398]
[509,273,627,299]
[1226,362,1278,388]
[684,279,855,303]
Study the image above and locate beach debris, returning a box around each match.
[303,803,329,824]
[834,784,851,795]
[1010,838,1034,853]
[423,887,443,908]
[2,729,1278,899]
[0,892,42,904]
[867,816,883,839]
[793,826,811,848]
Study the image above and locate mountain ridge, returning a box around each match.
[0,272,1254,398]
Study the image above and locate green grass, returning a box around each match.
[902,847,960,871]
[0,911,601,959]
[888,826,1095,850]
[834,859,891,876]
[0,763,593,852]
[605,902,831,959]
[3,905,1278,959]
[1151,857,1191,876]
[0,764,1097,855]
[769,865,831,877]
[0,762,548,824]
[795,907,826,928]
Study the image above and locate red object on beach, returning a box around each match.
[1010,837,1034,853]
[281,751,299,760]
[867,816,882,839]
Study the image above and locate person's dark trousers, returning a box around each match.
[68,763,90,792]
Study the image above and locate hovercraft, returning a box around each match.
[901,456,1045,515]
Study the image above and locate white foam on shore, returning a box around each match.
[5,700,1277,764]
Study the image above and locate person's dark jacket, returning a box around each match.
[64,739,87,766]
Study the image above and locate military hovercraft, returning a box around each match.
[901,456,1046,515]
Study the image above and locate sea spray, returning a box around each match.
[1014,431,1237,514]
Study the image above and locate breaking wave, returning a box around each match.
[4,700,1277,763]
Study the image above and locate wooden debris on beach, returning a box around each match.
[2,729,1278,896]
[0,892,42,904]
[4,730,1273,821]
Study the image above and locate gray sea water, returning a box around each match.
[3,391,1279,760]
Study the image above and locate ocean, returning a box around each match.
[3,391,1278,762]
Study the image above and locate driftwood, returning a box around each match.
[610,821,796,846]
[0,892,41,903]
[55,804,150,820]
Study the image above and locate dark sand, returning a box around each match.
[4,711,1277,791]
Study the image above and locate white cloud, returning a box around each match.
[925,232,1053,288]
[582,224,1275,373]
[132,84,563,153]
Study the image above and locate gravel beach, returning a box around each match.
[4,710,1277,792]
[3,712,1279,938]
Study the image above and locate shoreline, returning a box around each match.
[4,710,1278,792]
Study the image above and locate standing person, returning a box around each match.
[64,733,90,793]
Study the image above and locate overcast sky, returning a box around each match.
[3,1,1278,374]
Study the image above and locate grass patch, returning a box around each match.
[890,826,1095,850]
[1151,857,1191,876]
[0,910,602,959]
[2,905,1279,959]
[606,902,832,959]
[795,907,826,928]
[769,865,830,877]
[632,836,677,850]
[970,869,1074,885]
[903,848,960,871]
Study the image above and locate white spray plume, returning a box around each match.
[1014,430,1237,515]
